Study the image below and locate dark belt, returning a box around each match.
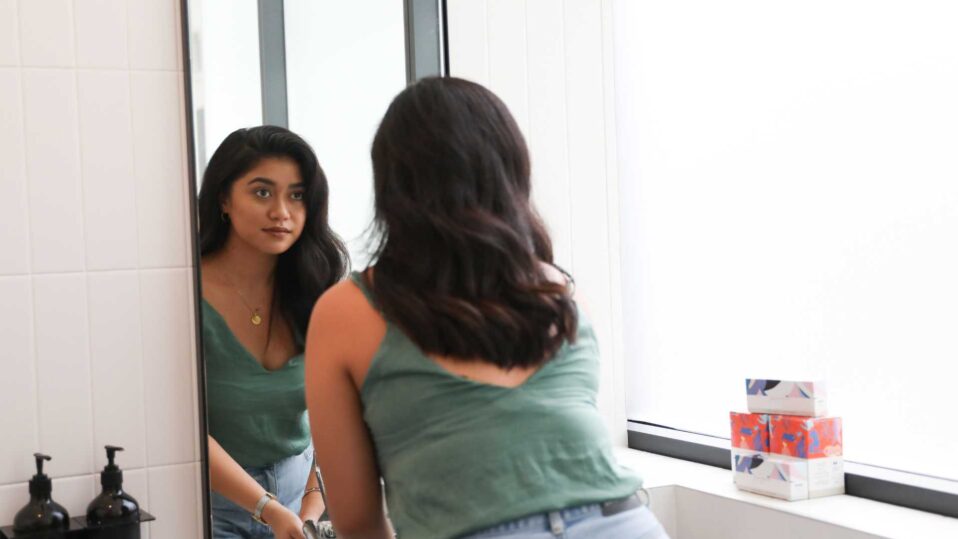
[600,489,648,517]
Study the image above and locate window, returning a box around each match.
[613,0,958,514]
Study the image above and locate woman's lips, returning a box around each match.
[263,227,292,237]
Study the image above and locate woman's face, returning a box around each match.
[221,157,307,256]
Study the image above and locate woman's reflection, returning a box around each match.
[197,126,349,538]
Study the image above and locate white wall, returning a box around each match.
[0,1,203,537]
[446,0,628,443]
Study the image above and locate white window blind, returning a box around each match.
[616,0,958,480]
[285,0,406,266]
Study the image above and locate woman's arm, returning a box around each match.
[298,459,325,522]
[304,284,393,539]
[208,435,306,539]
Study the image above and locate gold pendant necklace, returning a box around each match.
[226,278,269,327]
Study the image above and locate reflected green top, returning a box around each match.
[352,272,643,539]
[203,300,310,468]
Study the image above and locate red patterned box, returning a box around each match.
[769,415,842,459]
[730,412,770,452]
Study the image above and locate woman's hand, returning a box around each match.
[299,490,326,525]
[262,501,306,539]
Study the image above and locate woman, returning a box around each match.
[199,126,348,538]
[304,78,668,538]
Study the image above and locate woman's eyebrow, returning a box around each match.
[247,177,276,186]
[247,178,305,189]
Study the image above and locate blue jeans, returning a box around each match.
[212,445,315,539]
[460,503,670,539]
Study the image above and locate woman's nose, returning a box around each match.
[269,198,291,221]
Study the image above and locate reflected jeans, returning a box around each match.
[212,445,314,539]
[460,503,670,539]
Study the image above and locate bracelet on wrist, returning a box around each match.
[251,491,277,525]
[303,486,323,499]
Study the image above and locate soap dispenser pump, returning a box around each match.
[86,446,140,526]
[12,453,71,534]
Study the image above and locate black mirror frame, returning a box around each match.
[178,1,448,536]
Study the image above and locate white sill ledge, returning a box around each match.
[614,448,958,539]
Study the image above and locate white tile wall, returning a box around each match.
[22,68,86,273]
[0,276,37,484]
[88,271,147,470]
[78,69,139,271]
[447,0,628,440]
[0,0,19,66]
[75,0,129,69]
[132,71,188,269]
[148,463,201,539]
[141,268,197,467]
[0,68,30,275]
[0,1,203,536]
[127,0,180,71]
[18,0,75,68]
[33,273,95,477]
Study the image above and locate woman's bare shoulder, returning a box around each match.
[308,277,386,350]
[311,278,376,324]
[307,277,386,386]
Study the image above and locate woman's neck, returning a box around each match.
[206,235,278,291]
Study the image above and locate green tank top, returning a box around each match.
[203,300,311,468]
[352,272,642,539]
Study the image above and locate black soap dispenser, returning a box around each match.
[86,446,140,527]
[12,453,70,536]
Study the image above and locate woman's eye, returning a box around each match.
[254,188,271,198]
[290,191,304,201]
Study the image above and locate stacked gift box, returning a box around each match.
[730,379,844,501]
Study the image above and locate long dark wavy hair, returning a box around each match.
[198,126,349,334]
[369,77,577,368]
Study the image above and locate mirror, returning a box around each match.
[182,1,445,536]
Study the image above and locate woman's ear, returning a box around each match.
[218,197,232,224]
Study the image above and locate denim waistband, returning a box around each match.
[462,491,648,538]
[464,505,599,537]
